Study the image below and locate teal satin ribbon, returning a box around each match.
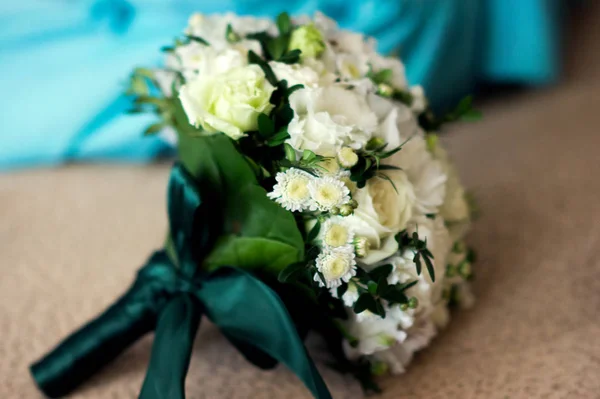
[30,163,332,399]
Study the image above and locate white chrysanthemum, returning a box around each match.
[353,236,370,258]
[267,168,314,212]
[320,216,355,248]
[308,176,350,212]
[314,247,356,288]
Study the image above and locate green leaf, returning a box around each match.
[276,12,292,35]
[367,281,378,295]
[257,113,275,137]
[376,277,389,295]
[413,252,422,275]
[278,261,308,283]
[283,143,297,162]
[376,164,402,171]
[143,123,165,135]
[302,149,317,162]
[278,49,302,64]
[460,109,483,122]
[306,220,321,243]
[369,68,393,84]
[380,288,408,304]
[353,293,376,314]
[267,35,288,61]
[286,83,304,98]
[396,280,418,292]
[374,299,385,318]
[185,35,209,45]
[173,101,304,274]
[248,50,278,86]
[225,24,241,43]
[423,253,436,282]
[369,264,393,283]
[337,283,348,298]
[266,129,290,147]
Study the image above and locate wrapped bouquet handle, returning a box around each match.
[30,164,332,399]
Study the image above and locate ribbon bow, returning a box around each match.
[30,163,332,399]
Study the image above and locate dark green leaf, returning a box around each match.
[226,24,241,43]
[278,49,302,64]
[185,35,209,45]
[353,293,376,314]
[374,299,385,318]
[423,254,435,282]
[248,50,278,86]
[376,277,389,295]
[267,35,287,60]
[460,109,483,122]
[276,12,292,35]
[286,83,304,98]
[376,164,402,171]
[306,220,321,243]
[143,123,165,135]
[337,283,348,298]
[278,261,308,282]
[381,288,408,304]
[369,264,393,282]
[367,281,378,295]
[257,113,275,137]
[396,280,418,292]
[266,129,290,146]
[413,252,422,275]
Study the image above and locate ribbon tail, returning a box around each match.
[139,294,202,399]
[198,268,333,399]
[29,254,172,398]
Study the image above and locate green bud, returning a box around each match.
[408,297,419,309]
[339,204,354,217]
[371,361,389,376]
[330,206,340,215]
[348,199,359,209]
[458,261,472,278]
[445,264,457,278]
[399,303,409,311]
[366,137,386,151]
[288,24,325,59]
[425,134,438,153]
[377,83,394,98]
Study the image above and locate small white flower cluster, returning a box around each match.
[155,11,474,377]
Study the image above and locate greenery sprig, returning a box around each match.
[395,230,436,282]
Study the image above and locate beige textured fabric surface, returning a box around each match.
[2,7,600,399]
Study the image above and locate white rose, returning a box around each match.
[287,86,377,156]
[268,61,320,88]
[179,64,275,140]
[345,171,415,265]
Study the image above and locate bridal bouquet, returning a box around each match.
[31,12,477,399]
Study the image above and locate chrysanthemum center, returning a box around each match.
[286,178,309,201]
[323,257,350,280]
[324,224,349,247]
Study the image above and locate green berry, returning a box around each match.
[408,297,419,309]
[339,204,354,216]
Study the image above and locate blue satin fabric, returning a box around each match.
[0,0,562,170]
